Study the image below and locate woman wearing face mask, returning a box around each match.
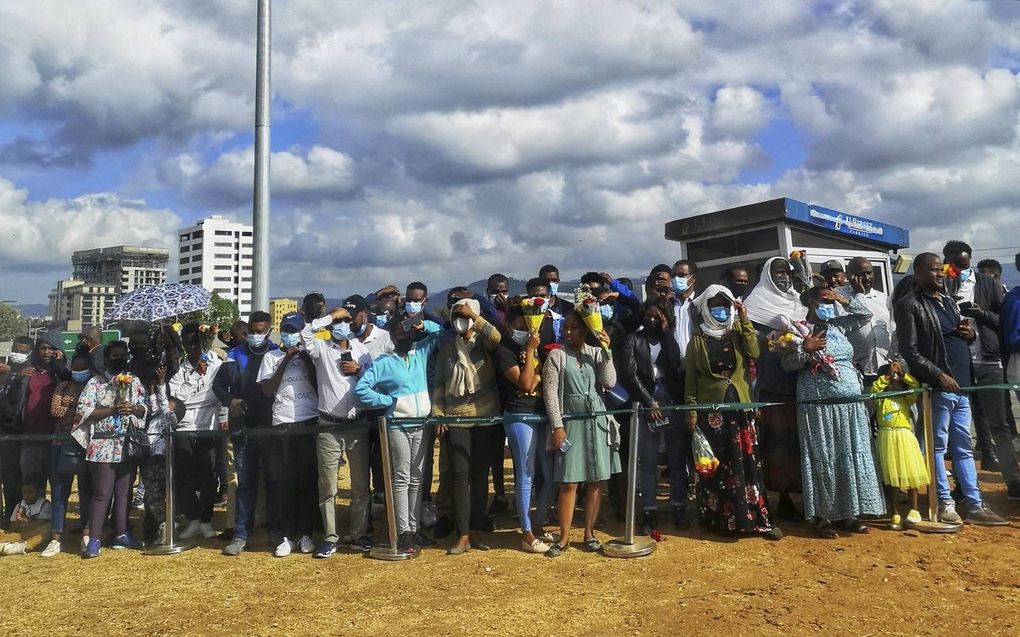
[431,298,502,555]
[497,305,556,553]
[76,341,148,558]
[744,256,808,520]
[781,286,882,538]
[42,348,95,557]
[685,285,780,539]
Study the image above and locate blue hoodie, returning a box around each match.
[355,322,441,427]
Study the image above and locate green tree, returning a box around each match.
[176,293,239,330]
[0,302,26,342]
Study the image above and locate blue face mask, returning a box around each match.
[405,301,423,315]
[548,281,559,296]
[352,321,366,336]
[510,329,530,346]
[332,323,352,341]
[373,313,389,328]
[71,369,92,383]
[280,333,301,348]
[672,276,689,294]
[815,303,837,321]
[959,267,973,282]
[709,307,731,322]
[247,333,267,349]
[599,304,614,320]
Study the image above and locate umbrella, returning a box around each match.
[104,283,212,323]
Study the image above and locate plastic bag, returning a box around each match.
[692,425,720,476]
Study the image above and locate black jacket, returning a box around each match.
[619,331,685,407]
[893,289,974,385]
[213,343,277,429]
[960,271,1004,362]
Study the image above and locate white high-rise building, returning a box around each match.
[177,216,254,316]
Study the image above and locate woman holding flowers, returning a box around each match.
[542,308,619,557]
[75,341,148,558]
[781,286,883,538]
[684,285,780,539]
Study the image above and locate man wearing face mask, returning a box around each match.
[837,257,894,389]
[942,241,1018,494]
[214,311,281,555]
[721,264,751,301]
[0,336,35,528]
[524,278,564,346]
[300,306,375,557]
[486,273,510,324]
[652,260,700,367]
[538,265,575,320]
[15,331,67,493]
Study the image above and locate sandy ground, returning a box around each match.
[2,456,1018,637]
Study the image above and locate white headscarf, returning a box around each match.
[449,298,481,397]
[697,284,736,338]
[744,256,808,329]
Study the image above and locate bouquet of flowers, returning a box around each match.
[113,372,133,426]
[789,249,814,291]
[520,296,547,332]
[767,316,839,380]
[573,286,607,349]
[941,262,961,298]
[692,425,720,476]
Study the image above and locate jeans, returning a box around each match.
[932,391,982,507]
[972,363,1020,485]
[316,422,371,543]
[174,436,218,524]
[638,415,690,511]
[88,461,133,538]
[503,414,557,533]
[233,434,285,543]
[49,445,92,535]
[443,424,500,535]
[141,454,166,543]
[389,426,429,535]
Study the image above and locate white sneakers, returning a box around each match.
[274,537,295,557]
[40,539,61,558]
[1,541,27,555]
[298,535,314,554]
[179,520,217,539]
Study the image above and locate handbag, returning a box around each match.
[122,425,150,463]
[55,442,85,476]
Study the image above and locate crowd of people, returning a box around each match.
[1,241,1018,560]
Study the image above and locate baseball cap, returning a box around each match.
[280,312,306,332]
[821,259,844,273]
[343,294,370,316]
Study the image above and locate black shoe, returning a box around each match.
[433,516,454,539]
[1006,481,1020,502]
[487,495,510,517]
[217,528,234,542]
[478,516,496,533]
[776,492,802,521]
[672,506,691,530]
[397,531,417,553]
[639,510,657,536]
[981,451,1001,473]
[414,531,436,548]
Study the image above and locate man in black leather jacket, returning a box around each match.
[893,253,1007,526]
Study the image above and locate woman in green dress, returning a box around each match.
[542,312,620,557]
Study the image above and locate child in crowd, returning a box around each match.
[871,360,929,530]
[1,478,53,555]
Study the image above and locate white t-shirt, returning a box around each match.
[257,350,319,426]
[649,342,663,380]
[11,497,51,522]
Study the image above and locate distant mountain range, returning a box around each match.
[14,304,49,317]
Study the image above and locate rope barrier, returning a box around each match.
[0,383,1017,443]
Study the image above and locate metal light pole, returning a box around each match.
[251,0,271,312]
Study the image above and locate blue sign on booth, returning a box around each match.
[784,199,909,248]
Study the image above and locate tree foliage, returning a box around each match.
[0,303,25,342]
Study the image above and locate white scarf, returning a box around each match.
[698,284,736,338]
[449,298,481,398]
[744,256,808,329]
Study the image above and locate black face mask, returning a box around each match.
[727,282,749,298]
[107,359,128,374]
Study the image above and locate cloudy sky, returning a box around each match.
[3,0,1020,305]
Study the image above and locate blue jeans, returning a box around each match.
[48,445,92,535]
[503,413,557,534]
[638,415,690,512]
[233,436,285,542]
[931,391,982,508]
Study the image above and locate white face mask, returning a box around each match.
[453,317,473,334]
[7,352,29,365]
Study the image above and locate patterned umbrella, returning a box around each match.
[104,283,212,323]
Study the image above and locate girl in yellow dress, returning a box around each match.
[871,359,929,530]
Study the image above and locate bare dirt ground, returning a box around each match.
[2,457,1018,637]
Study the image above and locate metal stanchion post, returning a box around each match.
[603,403,656,558]
[369,416,418,561]
[910,388,960,534]
[145,427,196,555]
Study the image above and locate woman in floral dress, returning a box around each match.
[75,341,147,558]
[685,285,781,540]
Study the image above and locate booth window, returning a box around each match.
[687,227,779,264]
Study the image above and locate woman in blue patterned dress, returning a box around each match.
[782,286,884,538]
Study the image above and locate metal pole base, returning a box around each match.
[143,542,196,556]
[602,536,656,558]
[368,545,420,561]
[907,520,962,534]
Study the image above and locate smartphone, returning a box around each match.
[401,314,423,332]
[812,322,828,337]
[559,438,572,453]
[340,351,353,363]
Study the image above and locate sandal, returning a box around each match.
[842,518,870,534]
[580,537,602,552]
[816,520,839,539]
[545,542,569,558]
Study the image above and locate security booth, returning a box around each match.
[663,197,910,293]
